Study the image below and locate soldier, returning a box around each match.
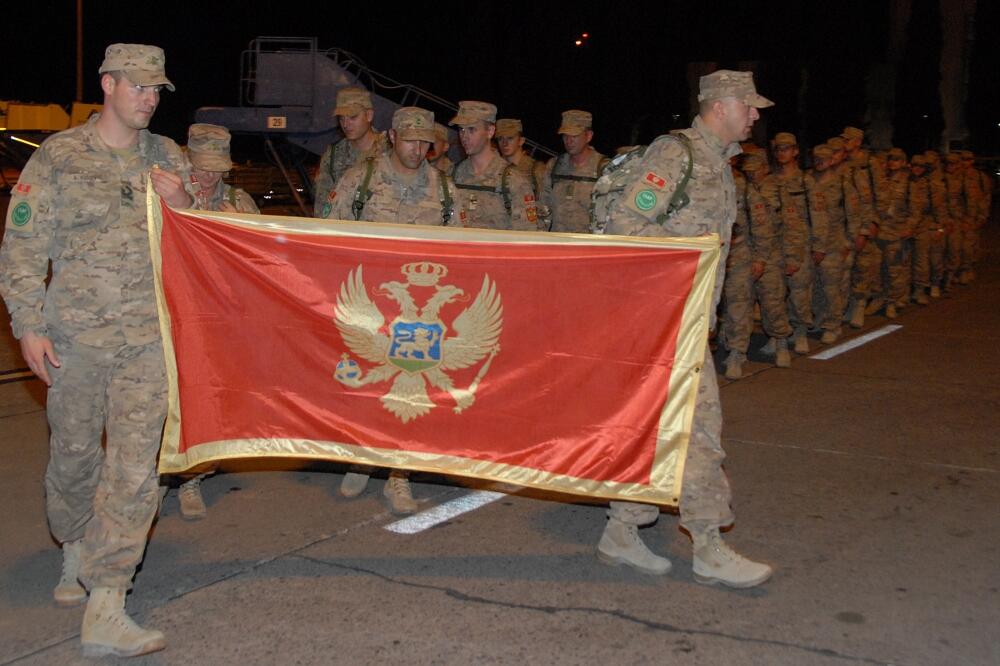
[923,150,948,299]
[840,126,882,328]
[908,155,944,304]
[188,124,259,214]
[541,110,608,233]
[809,144,856,344]
[873,148,913,318]
[313,86,387,218]
[0,43,194,657]
[768,133,828,353]
[959,150,989,283]
[722,152,791,379]
[496,118,545,195]
[427,122,454,174]
[942,153,967,295]
[173,123,259,521]
[744,154,793,364]
[596,70,773,588]
[449,101,538,230]
[326,107,463,513]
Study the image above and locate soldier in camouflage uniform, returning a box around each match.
[922,150,948,298]
[427,122,454,174]
[188,124,259,214]
[496,118,545,196]
[449,101,538,231]
[873,148,913,318]
[173,123,258,522]
[809,144,856,344]
[722,153,791,379]
[540,110,608,234]
[959,150,990,283]
[841,127,883,328]
[327,107,462,513]
[313,87,388,218]
[942,153,967,294]
[596,71,773,589]
[745,153,794,366]
[0,43,195,658]
[907,155,945,304]
[768,133,828,353]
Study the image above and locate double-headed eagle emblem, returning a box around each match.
[333,262,503,423]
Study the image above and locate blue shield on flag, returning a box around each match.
[387,320,444,373]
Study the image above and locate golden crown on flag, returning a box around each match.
[402,262,447,287]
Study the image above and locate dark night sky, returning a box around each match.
[5,1,999,158]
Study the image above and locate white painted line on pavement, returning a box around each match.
[385,490,506,534]
[810,325,903,360]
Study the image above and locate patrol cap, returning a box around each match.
[773,132,797,147]
[959,150,974,160]
[944,152,961,163]
[557,109,593,135]
[813,144,834,160]
[495,119,523,138]
[433,123,450,143]
[827,137,846,151]
[923,149,940,163]
[698,70,774,108]
[99,43,175,92]
[740,141,764,154]
[887,147,906,161]
[910,155,928,167]
[742,153,768,172]
[187,123,233,172]
[392,107,436,142]
[450,101,497,126]
[841,126,864,141]
[334,87,373,116]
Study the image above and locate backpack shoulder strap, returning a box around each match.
[351,156,377,221]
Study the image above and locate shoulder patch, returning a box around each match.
[7,201,33,230]
[14,183,31,195]
[644,172,667,189]
[634,189,658,211]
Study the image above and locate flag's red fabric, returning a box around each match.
[151,201,719,505]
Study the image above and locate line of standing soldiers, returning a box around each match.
[719,128,993,379]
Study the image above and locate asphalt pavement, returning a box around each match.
[0,219,997,665]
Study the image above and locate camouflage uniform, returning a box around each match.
[314,132,388,218]
[541,149,607,234]
[603,114,741,533]
[907,157,944,299]
[874,153,913,308]
[768,165,827,344]
[809,151,857,337]
[326,156,461,226]
[844,149,883,310]
[942,155,968,290]
[960,153,989,278]
[195,182,259,213]
[746,171,792,346]
[0,113,190,590]
[451,152,538,231]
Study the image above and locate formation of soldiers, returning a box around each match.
[311,85,994,385]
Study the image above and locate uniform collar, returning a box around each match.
[692,116,741,162]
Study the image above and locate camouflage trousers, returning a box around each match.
[912,230,945,289]
[785,258,814,331]
[838,248,856,316]
[945,228,964,284]
[875,239,908,306]
[755,255,792,339]
[45,336,167,590]
[811,252,844,333]
[721,244,755,353]
[610,349,733,534]
[961,225,980,272]
[852,242,881,301]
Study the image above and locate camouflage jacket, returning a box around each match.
[541,148,608,233]
[765,167,829,266]
[906,174,937,236]
[451,150,538,231]
[602,115,739,327]
[809,168,863,252]
[875,169,912,240]
[313,131,388,217]
[508,152,545,197]
[326,155,462,226]
[0,114,190,346]
[732,170,779,266]
[195,181,260,214]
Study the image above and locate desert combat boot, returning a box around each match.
[597,517,672,575]
[178,475,207,520]
[692,528,772,588]
[383,472,418,514]
[53,539,87,606]
[81,587,166,658]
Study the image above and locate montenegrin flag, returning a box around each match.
[149,191,719,505]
